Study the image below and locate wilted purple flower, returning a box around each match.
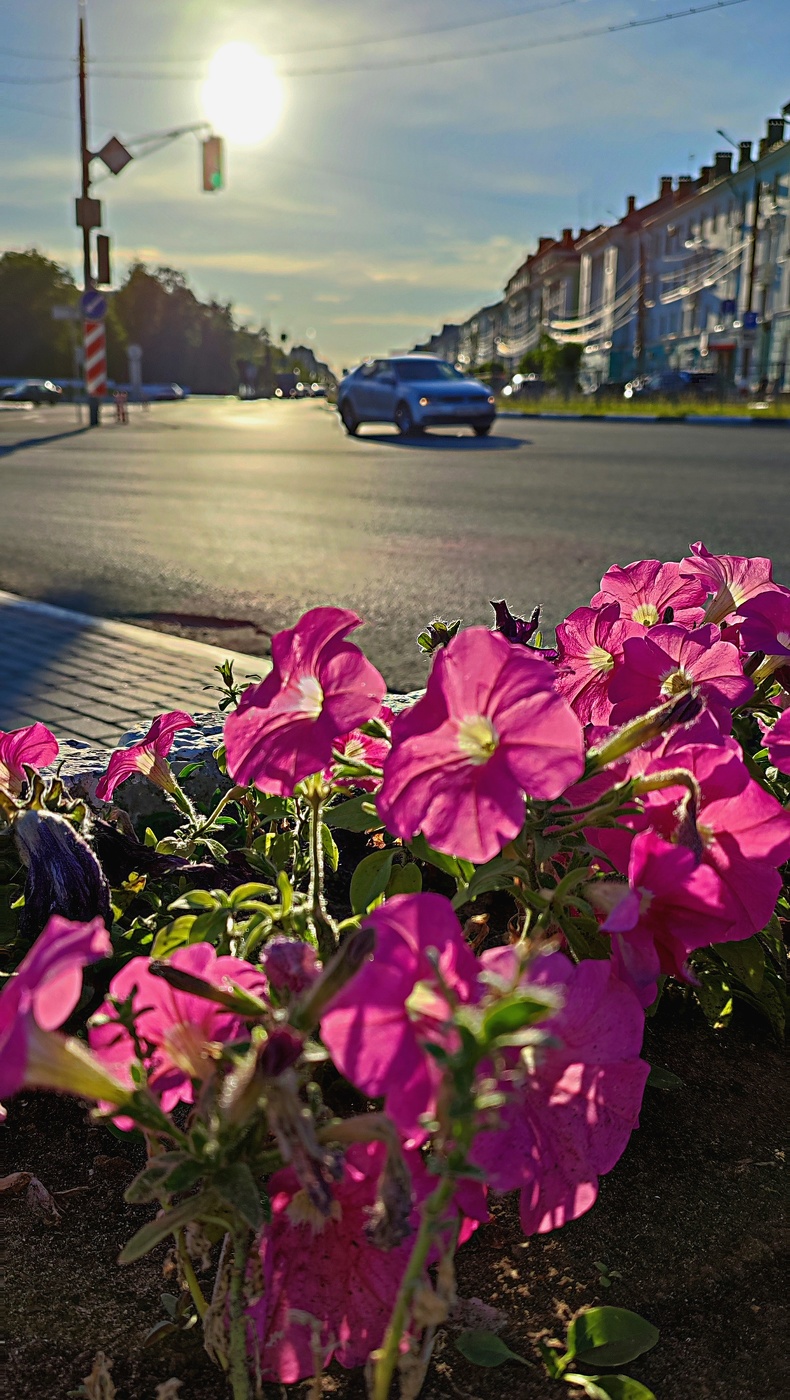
[14,809,111,940]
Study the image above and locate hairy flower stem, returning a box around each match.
[371,1176,456,1400]
[194,785,246,837]
[308,791,338,962]
[227,1228,252,1400]
[176,1226,208,1319]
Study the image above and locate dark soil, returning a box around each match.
[3,998,787,1400]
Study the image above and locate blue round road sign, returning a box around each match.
[80,289,107,321]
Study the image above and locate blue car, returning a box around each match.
[337,355,496,436]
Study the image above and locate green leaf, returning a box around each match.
[119,1193,219,1264]
[125,1157,186,1204]
[454,1330,530,1368]
[321,822,340,873]
[169,889,219,912]
[566,1308,659,1369]
[712,936,765,993]
[451,856,525,909]
[565,1375,657,1400]
[213,1163,264,1231]
[482,991,555,1042]
[386,861,422,897]
[645,1065,685,1091]
[349,848,396,914]
[151,915,196,958]
[408,833,474,884]
[325,794,384,832]
[165,1159,207,1194]
[228,882,277,908]
[174,761,204,781]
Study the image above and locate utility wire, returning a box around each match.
[0,0,594,65]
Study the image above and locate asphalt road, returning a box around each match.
[0,397,787,690]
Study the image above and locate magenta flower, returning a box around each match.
[224,608,386,797]
[89,943,268,1113]
[555,604,640,725]
[679,541,780,626]
[592,558,706,629]
[261,936,321,1002]
[95,711,195,802]
[323,704,394,792]
[378,628,584,864]
[602,829,736,1007]
[471,951,649,1234]
[767,709,790,774]
[0,722,59,797]
[738,587,790,668]
[320,893,481,1142]
[0,915,111,1102]
[608,623,752,731]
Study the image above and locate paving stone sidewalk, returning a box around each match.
[0,591,268,746]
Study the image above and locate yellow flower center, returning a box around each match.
[295,674,324,718]
[632,603,659,626]
[660,666,693,698]
[286,1189,342,1233]
[457,715,499,764]
[162,1023,222,1080]
[587,645,614,673]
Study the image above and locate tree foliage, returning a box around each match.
[518,333,583,395]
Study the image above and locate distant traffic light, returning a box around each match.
[202,135,224,191]
[96,234,111,286]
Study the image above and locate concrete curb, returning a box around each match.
[498,410,790,426]
[0,590,269,674]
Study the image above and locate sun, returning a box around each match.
[202,42,283,145]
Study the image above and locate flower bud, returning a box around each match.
[586,690,704,772]
[290,925,375,1031]
[262,937,321,1003]
[14,809,111,939]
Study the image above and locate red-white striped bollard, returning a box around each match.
[83,319,107,398]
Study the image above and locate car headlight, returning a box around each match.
[419,396,429,406]
[487,396,495,405]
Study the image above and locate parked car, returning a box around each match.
[1,378,63,405]
[337,355,496,436]
[623,371,723,401]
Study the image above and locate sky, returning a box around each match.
[0,0,788,370]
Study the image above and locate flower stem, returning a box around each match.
[308,790,337,962]
[176,1226,208,1319]
[227,1228,252,1400]
[371,1176,455,1400]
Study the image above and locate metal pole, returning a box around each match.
[741,176,760,389]
[79,8,99,427]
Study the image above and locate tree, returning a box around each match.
[517,334,582,396]
[0,250,78,377]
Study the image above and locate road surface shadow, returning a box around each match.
[0,427,92,458]
[355,430,528,449]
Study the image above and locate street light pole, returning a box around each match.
[78,7,100,427]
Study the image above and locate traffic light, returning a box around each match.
[96,234,111,286]
[202,135,224,192]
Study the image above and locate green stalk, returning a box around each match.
[371,1176,455,1400]
[227,1228,252,1400]
[176,1226,208,1319]
[308,790,337,962]
[194,784,246,837]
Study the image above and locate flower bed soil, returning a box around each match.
[4,997,786,1400]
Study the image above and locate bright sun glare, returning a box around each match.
[202,42,283,145]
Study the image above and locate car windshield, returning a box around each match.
[393,360,464,382]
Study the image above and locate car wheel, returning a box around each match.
[394,401,416,435]
[339,399,359,435]
[473,423,492,437]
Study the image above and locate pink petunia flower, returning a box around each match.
[767,709,790,774]
[89,943,268,1114]
[250,1140,484,1383]
[322,705,394,792]
[592,558,706,629]
[0,723,59,797]
[0,915,112,1103]
[471,950,649,1234]
[320,893,481,1142]
[738,588,790,669]
[224,608,386,797]
[378,628,584,864]
[261,936,321,1002]
[95,711,195,802]
[608,623,752,731]
[679,541,780,626]
[588,722,790,944]
[555,604,641,725]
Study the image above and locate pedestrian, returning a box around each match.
[113,390,128,424]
